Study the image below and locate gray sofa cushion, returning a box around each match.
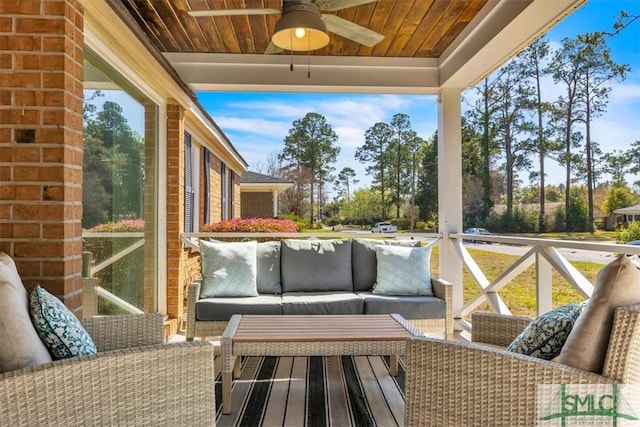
[281,292,364,315]
[257,241,281,294]
[281,239,353,292]
[351,239,421,291]
[196,295,282,321]
[359,291,446,319]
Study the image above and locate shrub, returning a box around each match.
[201,218,299,233]
[87,218,145,232]
[390,218,411,230]
[325,218,340,227]
[278,214,309,231]
[415,221,426,230]
[616,221,640,243]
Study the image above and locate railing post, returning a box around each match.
[437,88,463,325]
[536,249,553,315]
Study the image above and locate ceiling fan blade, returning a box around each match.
[264,41,284,55]
[188,8,280,17]
[314,0,377,12]
[321,15,384,47]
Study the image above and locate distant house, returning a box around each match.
[614,204,640,224]
[240,172,293,218]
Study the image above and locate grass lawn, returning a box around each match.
[430,246,602,318]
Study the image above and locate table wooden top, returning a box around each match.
[231,314,415,343]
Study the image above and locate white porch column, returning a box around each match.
[273,191,279,218]
[437,88,464,324]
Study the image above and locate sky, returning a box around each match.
[193,0,640,195]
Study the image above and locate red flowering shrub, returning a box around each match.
[201,218,299,233]
[87,218,145,233]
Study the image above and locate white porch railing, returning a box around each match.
[82,231,145,315]
[185,231,640,334]
[448,233,640,332]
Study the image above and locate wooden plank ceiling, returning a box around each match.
[117,0,488,58]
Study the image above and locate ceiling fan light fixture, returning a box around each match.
[272,2,329,51]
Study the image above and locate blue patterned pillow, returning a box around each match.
[29,286,97,360]
[372,245,432,296]
[506,301,587,360]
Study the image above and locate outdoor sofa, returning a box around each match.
[0,252,216,426]
[187,238,453,341]
[405,254,640,426]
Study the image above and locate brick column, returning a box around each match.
[166,100,185,320]
[143,102,157,313]
[0,0,84,313]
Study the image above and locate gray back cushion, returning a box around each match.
[281,239,353,292]
[257,241,281,294]
[351,239,421,291]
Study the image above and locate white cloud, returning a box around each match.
[214,115,290,137]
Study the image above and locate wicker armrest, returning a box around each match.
[471,311,532,347]
[186,280,202,341]
[0,341,215,426]
[405,337,612,426]
[81,313,165,351]
[431,278,453,339]
[603,304,640,383]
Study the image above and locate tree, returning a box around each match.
[547,37,585,231]
[627,140,640,187]
[415,134,438,222]
[335,167,358,201]
[388,113,419,218]
[466,77,502,222]
[519,37,558,231]
[573,32,629,231]
[355,122,393,218]
[280,112,339,225]
[341,187,383,226]
[603,149,633,187]
[487,59,533,229]
[602,186,639,215]
[83,99,144,228]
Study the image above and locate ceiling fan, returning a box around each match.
[188,0,384,54]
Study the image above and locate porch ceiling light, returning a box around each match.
[271,1,329,52]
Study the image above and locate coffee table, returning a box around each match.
[220,313,421,414]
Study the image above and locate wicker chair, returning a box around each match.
[0,313,216,426]
[404,305,640,426]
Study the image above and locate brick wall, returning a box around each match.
[241,192,274,218]
[0,0,85,313]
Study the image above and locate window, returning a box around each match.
[229,171,235,218]
[221,161,228,220]
[184,132,195,233]
[203,148,211,224]
[83,48,158,314]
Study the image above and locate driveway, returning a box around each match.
[463,242,616,265]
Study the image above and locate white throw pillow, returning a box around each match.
[0,253,53,372]
[200,240,258,298]
[372,245,432,296]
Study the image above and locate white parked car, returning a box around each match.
[371,222,398,233]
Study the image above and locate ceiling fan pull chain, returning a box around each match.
[290,31,294,72]
[307,32,311,79]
